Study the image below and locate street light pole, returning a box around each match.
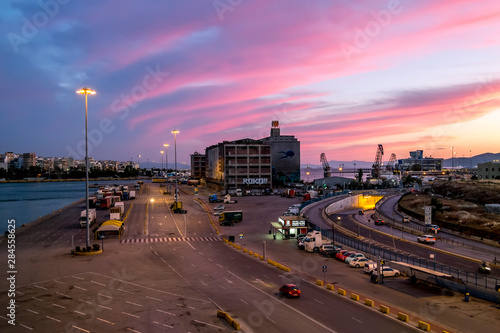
[160,150,164,173]
[76,87,96,249]
[163,144,169,172]
[171,130,179,202]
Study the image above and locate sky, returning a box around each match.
[1,0,499,167]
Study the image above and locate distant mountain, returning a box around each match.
[302,160,373,169]
[443,152,500,168]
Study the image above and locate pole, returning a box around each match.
[85,93,90,249]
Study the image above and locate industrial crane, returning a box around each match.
[320,153,331,178]
[371,144,384,178]
[386,153,397,171]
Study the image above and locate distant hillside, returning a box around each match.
[443,152,500,168]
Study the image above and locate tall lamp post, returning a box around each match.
[160,150,164,173]
[451,147,455,171]
[163,144,169,172]
[171,130,179,202]
[76,87,96,249]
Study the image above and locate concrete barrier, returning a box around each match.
[249,250,253,255]
[350,293,359,301]
[316,280,324,286]
[397,312,409,322]
[380,305,390,314]
[338,288,346,296]
[417,321,430,331]
[365,298,374,307]
[326,284,334,291]
[243,248,248,253]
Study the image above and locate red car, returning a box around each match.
[335,250,350,260]
[279,284,301,298]
[337,250,356,262]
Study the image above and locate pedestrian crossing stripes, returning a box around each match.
[120,236,221,244]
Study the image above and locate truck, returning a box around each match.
[129,190,136,199]
[224,194,237,203]
[114,201,124,215]
[187,179,200,186]
[304,230,329,253]
[171,201,187,214]
[209,194,223,203]
[235,188,242,196]
[219,210,243,226]
[283,189,295,198]
[122,190,129,200]
[100,197,112,209]
[109,207,121,221]
[88,197,97,208]
[79,209,97,228]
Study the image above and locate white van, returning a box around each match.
[364,262,377,274]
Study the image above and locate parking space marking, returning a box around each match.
[46,315,61,322]
[31,297,43,302]
[91,280,107,287]
[122,311,140,319]
[53,280,65,285]
[73,276,85,280]
[126,301,143,307]
[314,299,324,304]
[56,291,71,298]
[97,317,115,325]
[98,304,113,310]
[153,321,174,328]
[73,310,86,315]
[97,293,112,299]
[74,286,87,291]
[118,288,134,295]
[52,303,66,309]
[240,298,248,304]
[127,328,142,333]
[193,319,223,329]
[19,323,33,330]
[72,325,90,332]
[34,285,47,290]
[156,309,176,316]
[78,299,92,305]
[351,317,363,324]
[27,309,39,315]
[146,296,162,301]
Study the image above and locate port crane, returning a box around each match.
[371,144,384,178]
[320,153,331,178]
[386,153,397,171]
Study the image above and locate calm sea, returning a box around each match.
[0,180,138,234]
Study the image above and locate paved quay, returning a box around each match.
[200,190,500,333]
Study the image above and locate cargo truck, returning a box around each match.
[100,197,112,209]
[129,190,136,199]
[209,194,223,203]
[79,208,97,228]
[219,210,243,226]
[304,231,329,253]
[109,207,121,221]
[114,201,124,215]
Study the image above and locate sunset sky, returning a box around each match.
[1,0,499,166]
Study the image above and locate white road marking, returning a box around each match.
[97,317,115,325]
[74,286,87,291]
[74,310,86,315]
[31,297,43,302]
[56,292,70,298]
[91,280,106,287]
[46,316,61,322]
[122,311,140,319]
[27,309,39,314]
[193,319,223,329]
[53,280,65,285]
[97,293,112,299]
[153,321,174,328]
[240,299,248,304]
[34,285,47,290]
[127,329,141,333]
[126,301,143,307]
[78,299,92,305]
[118,288,134,294]
[19,323,33,330]
[146,296,162,301]
[314,299,324,304]
[98,304,112,310]
[73,276,85,280]
[216,264,223,268]
[52,303,66,309]
[351,317,363,324]
[72,325,90,332]
[156,309,176,316]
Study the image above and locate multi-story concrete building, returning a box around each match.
[477,161,500,179]
[398,150,443,171]
[190,152,206,180]
[22,153,36,170]
[205,139,272,193]
[260,121,300,185]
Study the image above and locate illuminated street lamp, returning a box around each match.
[163,144,170,171]
[451,147,455,170]
[76,87,96,249]
[171,130,180,202]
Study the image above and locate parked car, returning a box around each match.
[319,244,335,254]
[213,211,223,217]
[375,219,385,226]
[349,257,372,268]
[402,216,410,223]
[335,250,350,261]
[338,251,356,262]
[372,267,400,278]
[426,224,440,232]
[214,204,225,210]
[279,284,301,298]
[358,210,364,215]
[417,235,436,244]
[345,253,365,264]
[364,262,377,274]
